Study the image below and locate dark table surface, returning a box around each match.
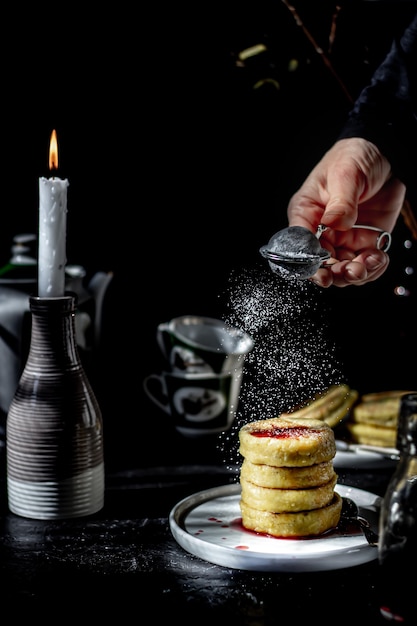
[0,398,398,626]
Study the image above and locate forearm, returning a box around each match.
[338,13,417,189]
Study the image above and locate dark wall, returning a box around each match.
[2,2,417,449]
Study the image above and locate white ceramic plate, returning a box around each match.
[169,483,381,572]
[334,442,398,469]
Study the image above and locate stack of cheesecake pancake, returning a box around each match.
[238,416,342,538]
[345,390,414,448]
[279,383,415,448]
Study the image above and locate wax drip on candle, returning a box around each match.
[38,130,69,298]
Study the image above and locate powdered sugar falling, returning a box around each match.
[216,264,346,470]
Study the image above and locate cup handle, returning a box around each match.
[156,323,171,360]
[143,374,171,414]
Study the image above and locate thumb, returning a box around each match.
[320,167,365,230]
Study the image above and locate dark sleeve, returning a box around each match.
[338,12,417,188]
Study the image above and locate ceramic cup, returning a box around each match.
[156,315,254,375]
[143,369,243,437]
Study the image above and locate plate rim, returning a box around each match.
[169,483,380,572]
[333,445,397,469]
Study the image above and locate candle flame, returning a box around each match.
[49,129,59,171]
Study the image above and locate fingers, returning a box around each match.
[309,249,390,288]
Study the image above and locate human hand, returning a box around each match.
[287,138,406,287]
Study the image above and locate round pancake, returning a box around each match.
[346,422,397,448]
[240,492,343,538]
[240,474,337,512]
[240,458,336,489]
[239,417,336,467]
[352,400,400,427]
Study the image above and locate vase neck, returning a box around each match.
[28,295,80,364]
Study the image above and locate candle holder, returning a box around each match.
[6,295,104,519]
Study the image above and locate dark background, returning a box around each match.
[2,1,417,466]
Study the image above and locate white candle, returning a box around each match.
[38,131,69,298]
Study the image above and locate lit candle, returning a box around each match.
[38,129,69,297]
